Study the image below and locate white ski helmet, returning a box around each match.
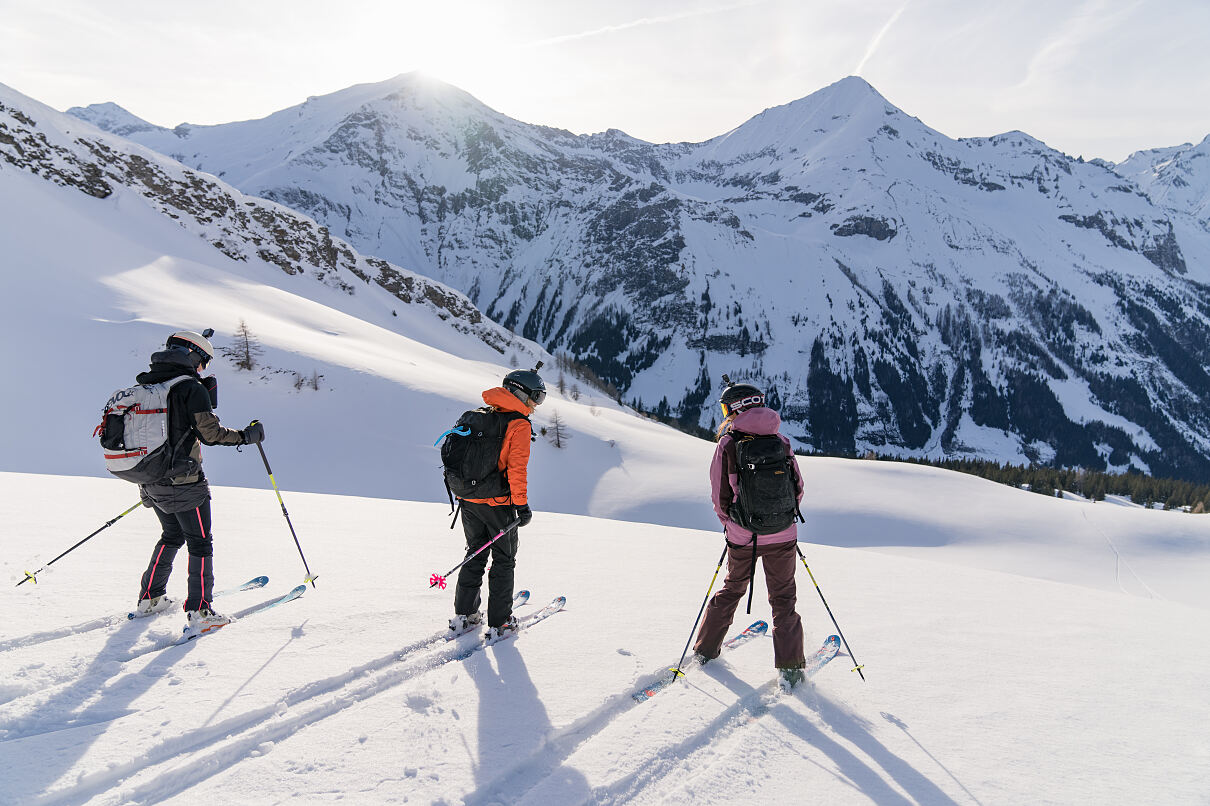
[166,329,215,367]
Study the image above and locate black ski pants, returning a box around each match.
[138,500,215,613]
[454,501,519,628]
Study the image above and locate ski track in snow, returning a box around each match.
[14,600,573,805]
[459,648,959,806]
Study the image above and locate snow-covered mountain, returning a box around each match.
[0,80,719,528]
[3,76,1209,806]
[74,73,1210,481]
[1113,134,1210,222]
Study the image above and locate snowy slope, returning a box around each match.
[78,74,1210,482]
[2,472,1208,806]
[4,73,1210,806]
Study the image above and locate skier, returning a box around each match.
[693,378,808,688]
[447,366,545,640]
[131,330,264,632]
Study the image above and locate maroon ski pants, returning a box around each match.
[693,539,805,668]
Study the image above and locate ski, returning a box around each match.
[480,595,565,649]
[0,576,274,653]
[804,634,841,677]
[127,575,269,620]
[632,619,769,703]
[778,634,842,692]
[392,589,532,664]
[175,583,306,644]
[443,589,531,641]
[444,595,564,662]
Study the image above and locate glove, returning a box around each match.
[241,421,265,445]
[515,504,532,528]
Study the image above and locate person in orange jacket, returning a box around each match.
[450,366,546,640]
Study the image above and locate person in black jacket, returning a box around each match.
[132,330,264,633]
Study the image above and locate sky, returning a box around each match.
[2,0,1209,162]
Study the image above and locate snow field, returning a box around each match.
[2,472,1209,805]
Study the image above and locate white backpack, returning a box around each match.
[96,376,195,483]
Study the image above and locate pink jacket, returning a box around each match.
[710,407,804,545]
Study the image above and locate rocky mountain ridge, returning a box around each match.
[2,83,532,360]
[65,75,1210,481]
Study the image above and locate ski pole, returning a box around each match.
[669,538,730,680]
[252,436,318,587]
[429,517,521,589]
[795,544,865,680]
[17,501,142,586]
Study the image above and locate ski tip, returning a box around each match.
[826,634,841,647]
[247,575,270,587]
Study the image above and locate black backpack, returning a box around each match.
[439,408,528,501]
[730,433,799,535]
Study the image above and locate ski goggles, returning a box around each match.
[529,388,547,406]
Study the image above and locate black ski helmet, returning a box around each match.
[166,328,215,369]
[719,375,765,417]
[504,361,547,406]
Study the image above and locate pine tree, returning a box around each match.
[547,410,570,449]
[221,320,264,371]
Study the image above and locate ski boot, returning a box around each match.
[778,666,806,692]
[484,616,519,643]
[131,595,175,618]
[447,611,483,639]
[184,608,231,636]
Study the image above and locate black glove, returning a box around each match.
[515,504,532,528]
[242,421,265,445]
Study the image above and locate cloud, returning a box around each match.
[854,1,910,75]
[522,0,764,49]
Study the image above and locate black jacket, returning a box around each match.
[136,348,243,512]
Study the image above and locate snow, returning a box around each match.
[3,78,1210,806]
[3,471,1209,806]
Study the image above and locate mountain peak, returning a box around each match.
[64,101,163,137]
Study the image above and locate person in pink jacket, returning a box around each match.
[693,379,807,684]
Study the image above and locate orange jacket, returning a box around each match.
[462,387,533,506]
